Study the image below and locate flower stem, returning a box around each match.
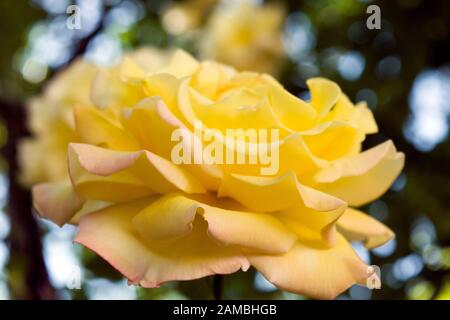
[213,275,223,300]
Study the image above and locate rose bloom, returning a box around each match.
[199,0,285,75]
[162,0,217,35]
[29,49,404,299]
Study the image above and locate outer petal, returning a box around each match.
[32,180,84,226]
[355,102,378,134]
[218,172,347,244]
[74,105,140,151]
[276,134,328,181]
[300,121,360,160]
[143,74,180,113]
[73,171,155,202]
[132,193,297,254]
[267,81,317,131]
[307,78,341,117]
[157,49,200,78]
[19,136,71,186]
[90,68,144,109]
[315,140,405,206]
[75,200,250,287]
[320,94,378,136]
[69,200,110,225]
[337,208,394,249]
[68,143,206,195]
[119,57,146,80]
[121,49,199,80]
[219,172,301,212]
[249,234,371,299]
[44,58,97,108]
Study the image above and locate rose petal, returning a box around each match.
[267,81,317,131]
[75,199,250,287]
[73,171,154,202]
[132,193,297,254]
[218,172,347,245]
[315,140,405,206]
[337,208,394,249]
[190,61,235,100]
[91,68,143,109]
[219,171,345,212]
[121,97,223,190]
[32,180,84,226]
[250,233,370,299]
[189,88,286,134]
[157,49,200,78]
[74,106,140,151]
[300,121,359,160]
[320,94,377,136]
[307,78,341,117]
[355,102,378,134]
[68,143,206,194]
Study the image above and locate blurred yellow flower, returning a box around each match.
[162,0,217,35]
[19,59,96,186]
[31,49,404,299]
[199,0,286,75]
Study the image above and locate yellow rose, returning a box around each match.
[162,0,217,35]
[199,0,285,75]
[32,49,404,299]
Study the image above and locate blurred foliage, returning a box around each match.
[0,0,449,300]
[0,1,44,99]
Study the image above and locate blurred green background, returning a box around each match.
[0,0,449,300]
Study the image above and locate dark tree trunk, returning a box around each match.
[0,99,55,300]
